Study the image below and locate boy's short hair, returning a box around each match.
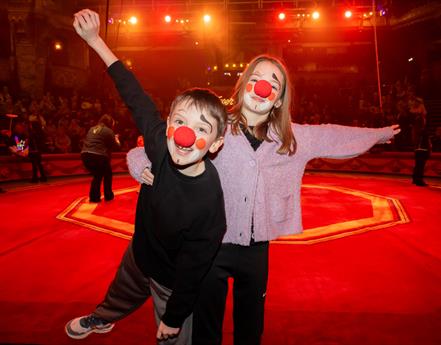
[170,88,227,138]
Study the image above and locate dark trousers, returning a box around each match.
[193,242,269,345]
[28,152,46,181]
[412,149,429,182]
[93,243,193,345]
[81,152,114,202]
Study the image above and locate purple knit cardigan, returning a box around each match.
[127,123,394,245]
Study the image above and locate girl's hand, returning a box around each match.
[385,124,401,144]
[141,167,154,185]
[73,9,101,46]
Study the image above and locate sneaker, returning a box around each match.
[65,314,114,339]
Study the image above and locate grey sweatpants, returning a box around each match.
[93,242,192,345]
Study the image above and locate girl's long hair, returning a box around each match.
[229,55,296,155]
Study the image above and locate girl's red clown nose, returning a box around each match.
[173,126,196,147]
[254,80,272,98]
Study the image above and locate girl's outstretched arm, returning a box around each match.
[298,124,401,161]
[73,9,118,67]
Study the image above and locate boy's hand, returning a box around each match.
[73,9,100,46]
[156,321,180,341]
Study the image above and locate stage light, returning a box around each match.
[344,10,352,19]
[128,16,137,25]
[203,14,211,23]
[225,64,229,68]
[164,15,171,23]
[54,41,63,50]
[278,12,286,21]
[232,63,236,68]
[312,11,320,20]
[408,57,414,62]
[239,63,243,67]
[213,66,218,71]
[195,41,199,45]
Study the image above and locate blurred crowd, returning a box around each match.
[1,77,440,156]
[294,78,441,152]
[0,86,162,156]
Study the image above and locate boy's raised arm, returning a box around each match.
[73,9,161,137]
[73,9,117,67]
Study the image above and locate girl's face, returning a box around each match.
[243,60,284,115]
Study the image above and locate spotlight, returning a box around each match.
[344,10,352,19]
[312,11,320,20]
[54,41,63,50]
[164,15,171,23]
[278,12,286,21]
[128,16,137,25]
[408,57,414,62]
[203,14,211,23]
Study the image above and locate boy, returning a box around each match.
[66,9,227,344]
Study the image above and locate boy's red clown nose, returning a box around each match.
[254,80,272,98]
[173,126,196,147]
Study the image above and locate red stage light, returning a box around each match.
[164,15,171,23]
[344,10,352,19]
[312,11,320,20]
[278,12,286,21]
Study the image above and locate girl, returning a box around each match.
[128,55,401,345]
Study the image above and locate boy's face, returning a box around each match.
[166,100,223,167]
[243,60,284,115]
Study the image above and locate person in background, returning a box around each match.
[81,114,120,202]
[412,125,431,186]
[28,119,47,182]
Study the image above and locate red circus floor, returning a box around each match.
[0,172,440,345]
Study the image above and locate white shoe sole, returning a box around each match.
[65,320,114,339]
